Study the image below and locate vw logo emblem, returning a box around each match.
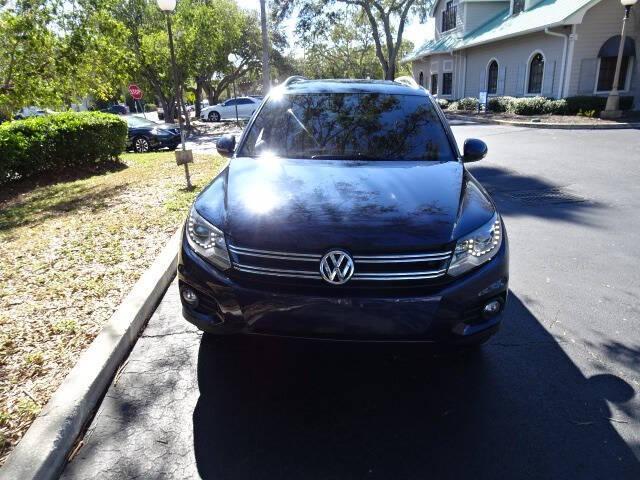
[320,250,355,285]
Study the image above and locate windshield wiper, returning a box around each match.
[310,153,384,160]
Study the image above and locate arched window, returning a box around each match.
[418,71,424,87]
[527,53,544,94]
[597,36,636,92]
[487,60,499,95]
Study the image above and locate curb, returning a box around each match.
[0,229,182,480]
[446,113,640,130]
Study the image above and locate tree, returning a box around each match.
[175,0,243,117]
[301,7,383,79]
[260,0,271,92]
[195,7,262,108]
[274,0,433,80]
[0,0,134,119]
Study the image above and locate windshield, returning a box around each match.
[126,116,157,128]
[238,93,455,161]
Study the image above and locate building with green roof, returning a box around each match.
[405,0,638,108]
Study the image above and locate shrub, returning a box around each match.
[487,96,515,113]
[0,112,127,184]
[457,97,480,111]
[437,98,450,110]
[543,99,568,115]
[448,101,459,111]
[506,96,547,115]
[577,109,597,118]
[565,95,634,115]
[145,103,158,112]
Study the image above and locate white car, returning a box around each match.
[200,97,261,122]
[15,106,54,119]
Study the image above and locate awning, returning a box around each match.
[598,35,636,58]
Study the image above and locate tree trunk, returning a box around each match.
[194,79,203,118]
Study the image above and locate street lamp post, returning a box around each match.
[157,0,193,189]
[228,53,241,127]
[602,0,637,119]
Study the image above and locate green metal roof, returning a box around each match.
[405,0,598,62]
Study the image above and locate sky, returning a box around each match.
[236,0,435,56]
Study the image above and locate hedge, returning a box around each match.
[437,98,450,110]
[0,112,127,184]
[456,97,480,111]
[564,95,634,115]
[486,95,635,116]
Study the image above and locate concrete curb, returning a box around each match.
[446,113,640,130]
[0,229,182,480]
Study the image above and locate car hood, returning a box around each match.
[195,157,495,252]
[156,123,180,134]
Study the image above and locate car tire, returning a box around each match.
[133,136,150,153]
[208,111,220,122]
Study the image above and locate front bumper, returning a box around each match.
[178,233,509,343]
[153,134,181,149]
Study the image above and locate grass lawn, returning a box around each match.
[0,151,224,465]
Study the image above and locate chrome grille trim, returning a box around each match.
[229,245,321,261]
[354,252,451,261]
[352,269,447,281]
[229,244,452,283]
[234,264,322,279]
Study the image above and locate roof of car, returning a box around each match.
[280,79,427,96]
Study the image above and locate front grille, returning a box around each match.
[228,244,453,288]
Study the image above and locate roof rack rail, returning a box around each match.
[282,75,308,86]
[394,76,420,88]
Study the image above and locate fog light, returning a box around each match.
[483,299,502,318]
[182,287,199,306]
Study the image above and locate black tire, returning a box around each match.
[133,136,150,153]
[208,111,220,122]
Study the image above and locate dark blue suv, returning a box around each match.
[178,78,508,345]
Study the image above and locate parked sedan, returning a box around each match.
[101,104,129,115]
[125,115,181,153]
[14,106,54,119]
[200,96,261,122]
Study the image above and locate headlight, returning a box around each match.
[186,207,231,270]
[448,213,502,277]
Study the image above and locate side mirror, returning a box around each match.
[462,138,488,163]
[216,134,236,158]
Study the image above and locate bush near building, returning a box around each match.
[483,95,634,116]
[0,112,127,185]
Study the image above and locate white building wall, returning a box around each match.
[567,0,638,106]
[413,53,459,98]
[434,0,465,40]
[464,2,509,35]
[462,30,567,98]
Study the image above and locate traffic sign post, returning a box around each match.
[128,84,143,100]
[128,84,146,118]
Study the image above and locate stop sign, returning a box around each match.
[128,84,143,100]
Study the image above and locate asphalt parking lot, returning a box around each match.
[62,124,640,480]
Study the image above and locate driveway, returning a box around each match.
[62,125,640,480]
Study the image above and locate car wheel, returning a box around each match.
[208,111,220,122]
[133,136,150,153]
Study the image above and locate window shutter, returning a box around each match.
[517,64,526,95]
[578,58,598,94]
[479,69,486,94]
[543,60,556,96]
[498,66,506,95]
